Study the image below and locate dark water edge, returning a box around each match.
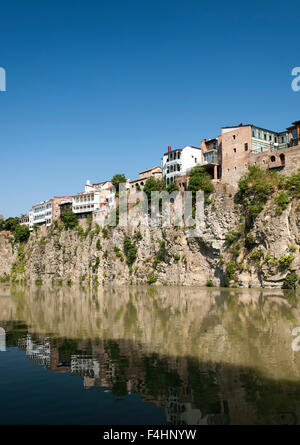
[0,284,300,425]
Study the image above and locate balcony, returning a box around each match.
[203,151,219,165]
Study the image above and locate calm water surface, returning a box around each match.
[0,285,300,425]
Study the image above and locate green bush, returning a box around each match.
[112,173,127,197]
[123,236,137,267]
[0,216,19,232]
[275,191,290,215]
[61,209,78,229]
[96,239,102,250]
[225,261,237,284]
[206,280,213,287]
[282,272,298,289]
[153,240,168,268]
[188,166,214,202]
[148,272,157,284]
[92,257,100,273]
[13,224,30,243]
[135,231,143,241]
[143,177,165,202]
[114,246,124,262]
[166,182,179,193]
[279,254,294,271]
[237,166,279,230]
[225,230,240,246]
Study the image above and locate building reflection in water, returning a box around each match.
[1,284,300,425]
[0,327,6,352]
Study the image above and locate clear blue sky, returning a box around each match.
[0,0,299,217]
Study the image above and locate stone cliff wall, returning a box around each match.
[0,182,299,288]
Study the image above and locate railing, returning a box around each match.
[204,152,219,164]
[271,139,300,151]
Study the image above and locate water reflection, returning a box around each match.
[0,285,300,425]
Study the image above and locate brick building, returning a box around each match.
[129,166,162,191]
[174,119,300,190]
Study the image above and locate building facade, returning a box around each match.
[162,146,202,185]
[129,166,162,190]
[73,180,117,220]
[200,120,300,186]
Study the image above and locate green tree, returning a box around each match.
[1,217,19,232]
[188,166,214,195]
[60,209,78,229]
[166,182,179,193]
[123,235,137,267]
[112,174,127,195]
[143,177,165,201]
[13,224,30,243]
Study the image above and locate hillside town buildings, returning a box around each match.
[199,120,300,186]
[20,196,72,230]
[129,166,162,190]
[162,146,202,185]
[18,119,300,230]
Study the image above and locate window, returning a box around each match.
[264,134,267,140]
[275,137,277,143]
[195,158,197,163]
[233,148,237,153]
[252,130,255,137]
[281,137,284,143]
[233,135,236,140]
[244,143,248,151]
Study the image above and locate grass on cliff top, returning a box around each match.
[236,166,300,231]
[223,166,300,288]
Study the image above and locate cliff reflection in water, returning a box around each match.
[1,285,300,425]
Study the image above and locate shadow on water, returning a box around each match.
[0,284,300,425]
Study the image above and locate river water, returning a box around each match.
[0,285,300,425]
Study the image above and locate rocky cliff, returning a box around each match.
[0,179,299,289]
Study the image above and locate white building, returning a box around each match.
[31,199,53,228]
[162,146,202,185]
[73,180,118,220]
[19,214,30,226]
[24,334,51,367]
[71,354,100,378]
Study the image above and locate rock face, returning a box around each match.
[0,183,299,288]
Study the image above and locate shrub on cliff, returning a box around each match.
[166,182,179,193]
[60,209,78,229]
[123,236,137,268]
[112,174,127,197]
[143,177,165,202]
[282,272,298,289]
[0,216,19,232]
[237,166,279,231]
[188,166,214,195]
[13,224,30,243]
